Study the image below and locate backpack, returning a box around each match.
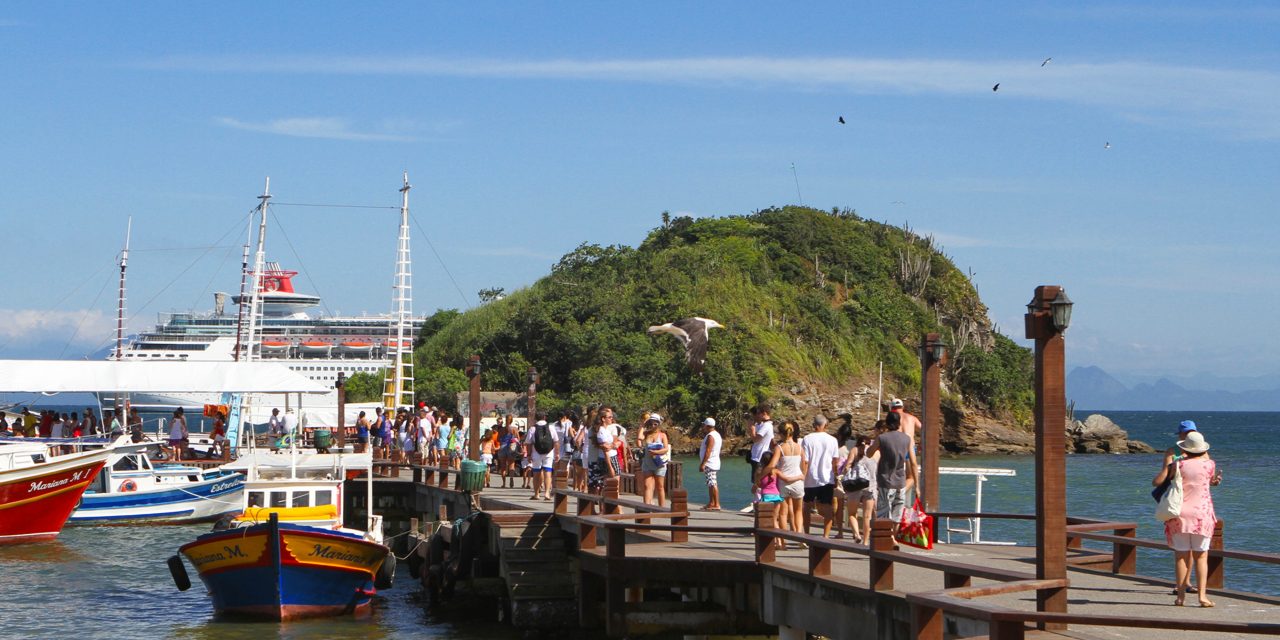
[533,422,554,455]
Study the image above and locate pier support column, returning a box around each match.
[1026,285,1073,630]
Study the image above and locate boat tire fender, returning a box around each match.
[375,551,396,590]
[167,555,191,591]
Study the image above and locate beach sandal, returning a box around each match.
[706,506,721,511]
[698,505,713,511]
[1199,599,1215,608]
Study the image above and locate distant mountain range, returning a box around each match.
[1068,365,1280,411]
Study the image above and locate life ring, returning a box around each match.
[118,479,138,492]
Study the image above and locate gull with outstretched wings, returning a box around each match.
[647,317,724,374]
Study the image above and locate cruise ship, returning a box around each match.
[106,262,422,412]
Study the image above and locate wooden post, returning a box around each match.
[1207,520,1224,588]
[578,497,597,549]
[870,518,895,591]
[911,602,943,640]
[604,477,622,516]
[808,543,832,576]
[670,488,688,543]
[1026,285,1068,629]
[1112,526,1137,575]
[921,332,942,512]
[754,502,777,563]
[466,355,481,461]
[989,620,1026,640]
[335,372,347,451]
[413,466,422,484]
[606,525,626,559]
[553,469,569,515]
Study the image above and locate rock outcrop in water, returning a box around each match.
[1069,414,1154,454]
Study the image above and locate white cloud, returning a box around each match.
[0,309,112,343]
[143,54,1280,139]
[214,116,417,142]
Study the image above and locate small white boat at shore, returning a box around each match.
[69,442,244,525]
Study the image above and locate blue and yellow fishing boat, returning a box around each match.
[173,450,394,620]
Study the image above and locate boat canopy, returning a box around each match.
[0,360,331,394]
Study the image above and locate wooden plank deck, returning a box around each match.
[455,482,1280,640]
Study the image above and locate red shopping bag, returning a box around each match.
[895,498,934,550]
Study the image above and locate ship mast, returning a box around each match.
[113,217,131,361]
[232,224,252,362]
[383,173,414,410]
[245,177,271,364]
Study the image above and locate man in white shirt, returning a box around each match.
[698,417,722,511]
[282,409,299,443]
[800,414,841,538]
[749,403,774,479]
[524,411,559,500]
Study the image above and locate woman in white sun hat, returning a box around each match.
[1152,429,1221,608]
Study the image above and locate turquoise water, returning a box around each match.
[677,410,1280,596]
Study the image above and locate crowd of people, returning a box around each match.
[744,399,920,546]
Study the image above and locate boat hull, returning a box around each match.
[180,517,387,620]
[0,449,109,543]
[69,472,245,525]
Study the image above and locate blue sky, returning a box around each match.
[1,3,1277,383]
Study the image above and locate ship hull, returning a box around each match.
[69,472,244,525]
[0,448,110,543]
[180,517,388,620]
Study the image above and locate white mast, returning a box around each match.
[382,173,414,410]
[245,177,271,364]
[232,219,252,362]
[113,217,132,361]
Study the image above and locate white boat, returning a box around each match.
[68,442,245,525]
[0,438,115,542]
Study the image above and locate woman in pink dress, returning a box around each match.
[1152,430,1221,607]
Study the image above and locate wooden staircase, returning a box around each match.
[489,511,577,627]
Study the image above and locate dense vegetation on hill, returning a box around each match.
[409,206,1033,433]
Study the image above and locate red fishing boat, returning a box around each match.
[0,441,112,543]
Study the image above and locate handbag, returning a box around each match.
[894,498,934,550]
[840,459,870,493]
[1155,461,1183,522]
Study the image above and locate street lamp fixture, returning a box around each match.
[335,371,345,390]
[467,355,482,377]
[527,367,540,386]
[1050,290,1073,332]
[929,338,947,363]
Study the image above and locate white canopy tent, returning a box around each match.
[0,360,330,394]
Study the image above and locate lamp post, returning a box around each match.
[1025,285,1073,629]
[466,355,482,461]
[919,333,946,512]
[526,367,540,432]
[335,371,346,451]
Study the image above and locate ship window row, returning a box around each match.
[125,353,189,359]
[246,489,334,509]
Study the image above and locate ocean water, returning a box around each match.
[676,410,1280,596]
[0,410,1273,639]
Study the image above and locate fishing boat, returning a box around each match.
[0,438,114,543]
[68,442,245,525]
[174,450,393,619]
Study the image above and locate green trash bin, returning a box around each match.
[460,459,486,492]
[313,429,333,450]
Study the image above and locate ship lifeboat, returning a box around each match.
[339,341,373,356]
[299,340,332,356]
[260,340,290,356]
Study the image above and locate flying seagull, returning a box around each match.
[992,83,1000,92]
[1041,57,1052,66]
[647,317,724,374]
[1104,142,1111,149]
[838,116,845,124]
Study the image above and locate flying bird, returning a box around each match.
[838,116,846,124]
[1041,57,1052,67]
[647,317,724,374]
[1104,142,1111,149]
[992,83,1000,92]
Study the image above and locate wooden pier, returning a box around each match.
[373,462,1280,640]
